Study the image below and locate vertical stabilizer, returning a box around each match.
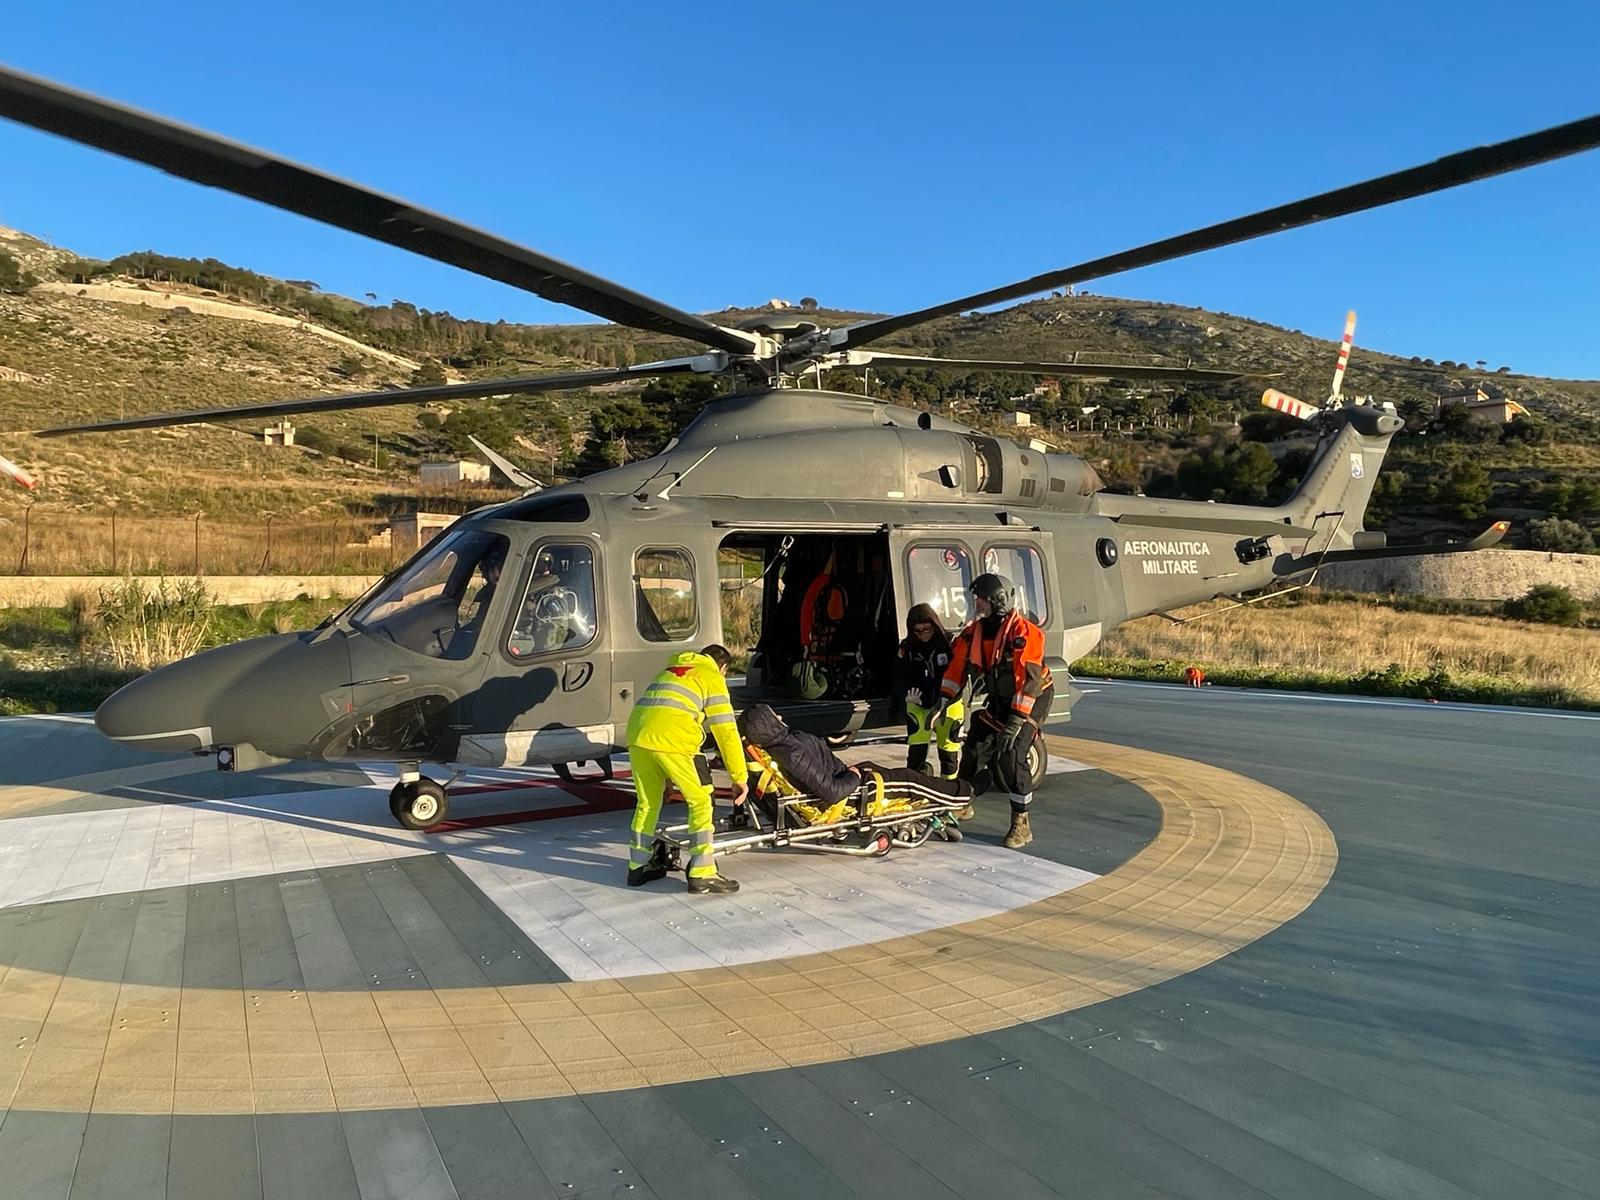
[1278,406,1403,550]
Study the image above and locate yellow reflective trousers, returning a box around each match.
[628,747,716,879]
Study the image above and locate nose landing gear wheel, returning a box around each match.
[390,779,449,830]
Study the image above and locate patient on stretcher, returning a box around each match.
[735,704,972,825]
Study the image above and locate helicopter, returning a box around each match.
[1,67,1594,830]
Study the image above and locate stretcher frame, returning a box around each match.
[652,765,965,863]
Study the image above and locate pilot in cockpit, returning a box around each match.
[508,550,595,656]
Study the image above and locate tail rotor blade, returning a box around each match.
[1262,388,1321,421]
[1330,310,1357,400]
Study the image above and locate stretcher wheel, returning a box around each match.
[893,820,933,848]
[867,831,892,857]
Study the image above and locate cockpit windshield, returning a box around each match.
[350,528,510,659]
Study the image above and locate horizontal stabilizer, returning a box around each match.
[1276,520,1509,574]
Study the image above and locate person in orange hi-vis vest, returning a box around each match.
[937,573,1053,848]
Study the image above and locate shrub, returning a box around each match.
[1503,584,1582,627]
[1527,517,1595,554]
[90,577,214,669]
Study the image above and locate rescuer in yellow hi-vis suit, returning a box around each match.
[625,644,749,894]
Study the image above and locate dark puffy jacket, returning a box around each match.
[738,704,860,804]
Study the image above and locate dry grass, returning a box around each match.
[75,577,213,670]
[0,511,408,575]
[1095,597,1600,705]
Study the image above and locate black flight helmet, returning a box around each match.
[969,572,1013,616]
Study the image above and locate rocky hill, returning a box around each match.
[1,229,1597,553]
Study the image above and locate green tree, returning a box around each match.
[1501,415,1547,445]
[1503,584,1582,626]
[1175,443,1278,503]
[1435,462,1493,519]
[1568,479,1600,520]
[1365,468,1407,526]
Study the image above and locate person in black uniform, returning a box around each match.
[894,602,964,779]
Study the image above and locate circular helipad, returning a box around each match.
[0,720,1334,1116]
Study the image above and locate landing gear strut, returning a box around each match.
[390,778,449,830]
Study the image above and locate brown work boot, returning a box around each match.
[1002,811,1033,849]
[953,803,976,822]
[687,873,740,895]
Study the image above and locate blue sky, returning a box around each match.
[3,2,1598,377]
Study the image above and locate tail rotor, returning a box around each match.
[1260,309,1368,424]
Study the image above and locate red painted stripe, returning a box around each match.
[428,774,742,834]
[450,769,634,797]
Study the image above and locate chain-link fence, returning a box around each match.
[0,509,412,576]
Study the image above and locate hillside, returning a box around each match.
[1,228,1598,557]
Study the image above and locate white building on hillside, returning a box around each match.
[420,460,491,486]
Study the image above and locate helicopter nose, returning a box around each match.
[95,632,352,757]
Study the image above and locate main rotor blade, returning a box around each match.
[836,113,1600,351]
[33,359,710,437]
[847,351,1253,383]
[0,65,759,357]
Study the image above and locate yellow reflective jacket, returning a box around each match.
[625,652,749,784]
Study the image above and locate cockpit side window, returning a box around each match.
[635,547,697,642]
[508,542,598,659]
[350,529,509,659]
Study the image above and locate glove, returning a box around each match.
[1000,714,1028,749]
[905,688,924,708]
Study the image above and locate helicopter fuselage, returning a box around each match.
[92,389,1396,775]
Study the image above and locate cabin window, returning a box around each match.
[350,528,510,659]
[635,547,697,642]
[507,542,598,658]
[905,543,974,627]
[982,544,1049,624]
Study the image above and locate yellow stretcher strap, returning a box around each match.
[745,749,915,826]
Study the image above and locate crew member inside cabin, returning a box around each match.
[625,644,748,894]
[895,602,963,780]
[937,573,1053,848]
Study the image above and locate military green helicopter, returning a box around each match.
[1,67,1593,829]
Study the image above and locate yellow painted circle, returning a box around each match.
[0,736,1336,1115]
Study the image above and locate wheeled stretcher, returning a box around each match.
[653,746,966,865]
